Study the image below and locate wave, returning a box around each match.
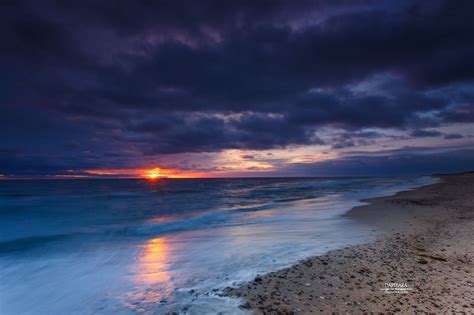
[134,203,277,236]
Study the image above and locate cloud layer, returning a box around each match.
[1,0,474,176]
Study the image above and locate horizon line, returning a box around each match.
[0,174,444,181]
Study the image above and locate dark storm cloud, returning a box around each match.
[1,0,474,175]
[437,104,474,123]
[444,134,464,140]
[329,130,386,150]
[126,112,324,154]
[409,129,442,138]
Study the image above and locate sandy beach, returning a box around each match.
[224,172,474,313]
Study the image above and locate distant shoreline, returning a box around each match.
[225,172,474,313]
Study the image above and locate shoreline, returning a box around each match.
[224,172,474,313]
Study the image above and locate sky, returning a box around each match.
[1,0,474,178]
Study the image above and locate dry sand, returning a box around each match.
[224,172,474,314]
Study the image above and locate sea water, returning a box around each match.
[0,176,437,314]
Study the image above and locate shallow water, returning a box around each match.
[0,176,436,314]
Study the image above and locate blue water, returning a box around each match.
[0,176,436,314]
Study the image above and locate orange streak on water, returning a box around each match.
[136,237,171,285]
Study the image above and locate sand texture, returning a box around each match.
[224,172,474,314]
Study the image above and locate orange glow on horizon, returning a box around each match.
[84,167,211,179]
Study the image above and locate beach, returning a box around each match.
[224,172,474,313]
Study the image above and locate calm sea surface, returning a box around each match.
[0,176,436,314]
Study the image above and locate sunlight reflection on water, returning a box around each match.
[137,237,171,286]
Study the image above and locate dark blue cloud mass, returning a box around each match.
[1,0,473,176]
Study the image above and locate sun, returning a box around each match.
[145,168,163,180]
[147,173,160,179]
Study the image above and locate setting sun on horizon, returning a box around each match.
[146,173,160,179]
[145,168,164,180]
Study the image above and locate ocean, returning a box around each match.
[0,176,436,314]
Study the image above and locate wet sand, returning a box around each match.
[224,172,474,313]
